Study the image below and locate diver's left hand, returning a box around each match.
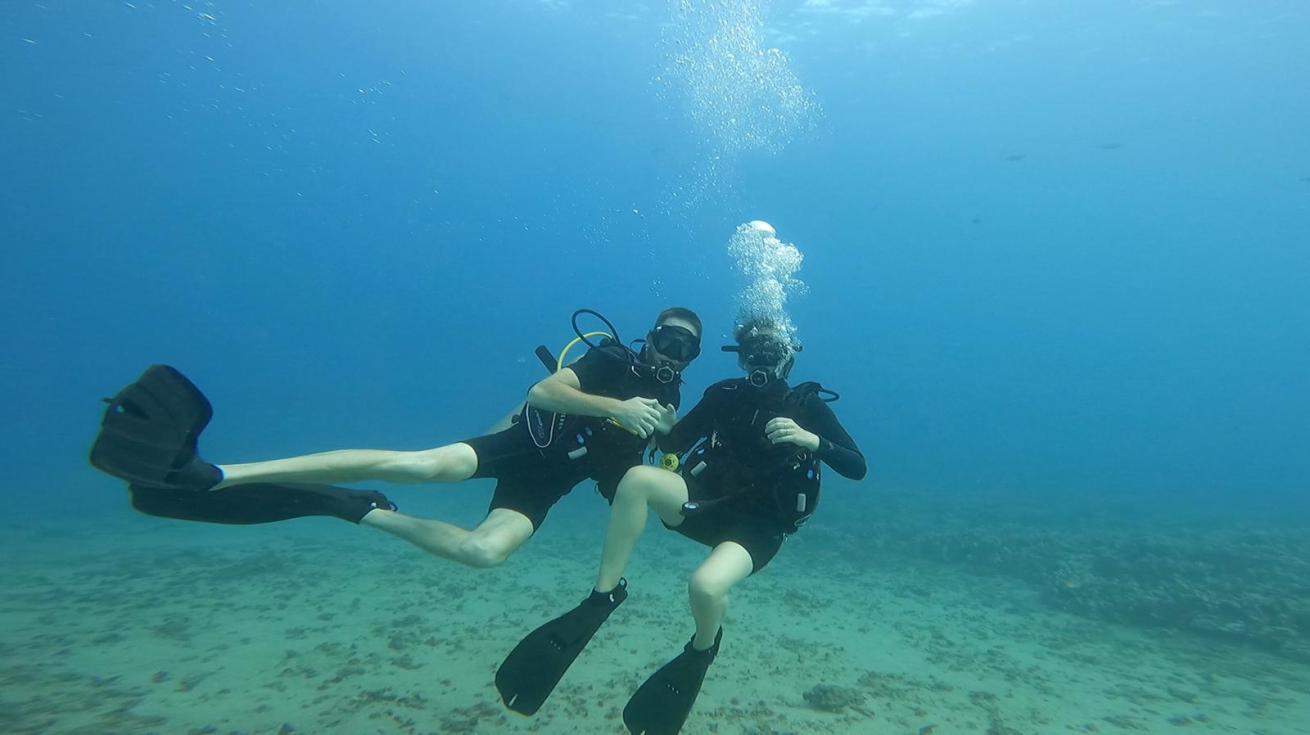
[765,417,820,450]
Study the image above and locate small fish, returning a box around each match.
[971,215,982,225]
[1005,153,1025,162]
[1099,142,1124,150]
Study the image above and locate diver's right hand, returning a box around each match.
[654,403,678,434]
[611,397,663,438]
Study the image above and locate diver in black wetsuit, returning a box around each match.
[91,308,703,569]
[493,318,865,730]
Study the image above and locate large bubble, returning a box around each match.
[728,219,806,340]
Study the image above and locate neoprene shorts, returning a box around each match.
[462,426,590,531]
[663,471,788,573]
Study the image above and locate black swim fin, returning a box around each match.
[496,581,628,715]
[90,365,223,491]
[623,628,722,735]
[129,482,397,525]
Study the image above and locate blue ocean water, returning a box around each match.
[5,1,1307,515]
[2,1,1309,731]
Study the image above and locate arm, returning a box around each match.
[806,400,867,480]
[527,368,663,438]
[527,368,620,418]
[765,399,866,480]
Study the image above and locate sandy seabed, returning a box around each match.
[3,491,1308,735]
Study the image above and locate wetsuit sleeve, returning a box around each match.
[566,346,623,394]
[657,387,721,453]
[803,399,867,480]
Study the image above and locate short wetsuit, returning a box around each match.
[463,345,681,529]
[658,378,866,572]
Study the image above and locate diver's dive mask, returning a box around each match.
[722,331,799,387]
[648,324,702,363]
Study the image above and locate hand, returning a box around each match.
[654,403,678,434]
[765,417,819,450]
[611,397,663,438]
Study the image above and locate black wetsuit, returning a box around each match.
[658,378,865,572]
[463,345,682,529]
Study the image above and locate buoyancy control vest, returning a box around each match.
[678,379,832,532]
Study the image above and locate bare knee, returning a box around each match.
[457,533,515,569]
[688,568,730,606]
[405,444,477,483]
[615,465,665,502]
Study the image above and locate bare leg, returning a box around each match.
[362,507,535,568]
[687,543,753,650]
[215,442,479,488]
[595,466,689,592]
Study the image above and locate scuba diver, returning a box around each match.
[88,308,703,569]
[493,318,866,732]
